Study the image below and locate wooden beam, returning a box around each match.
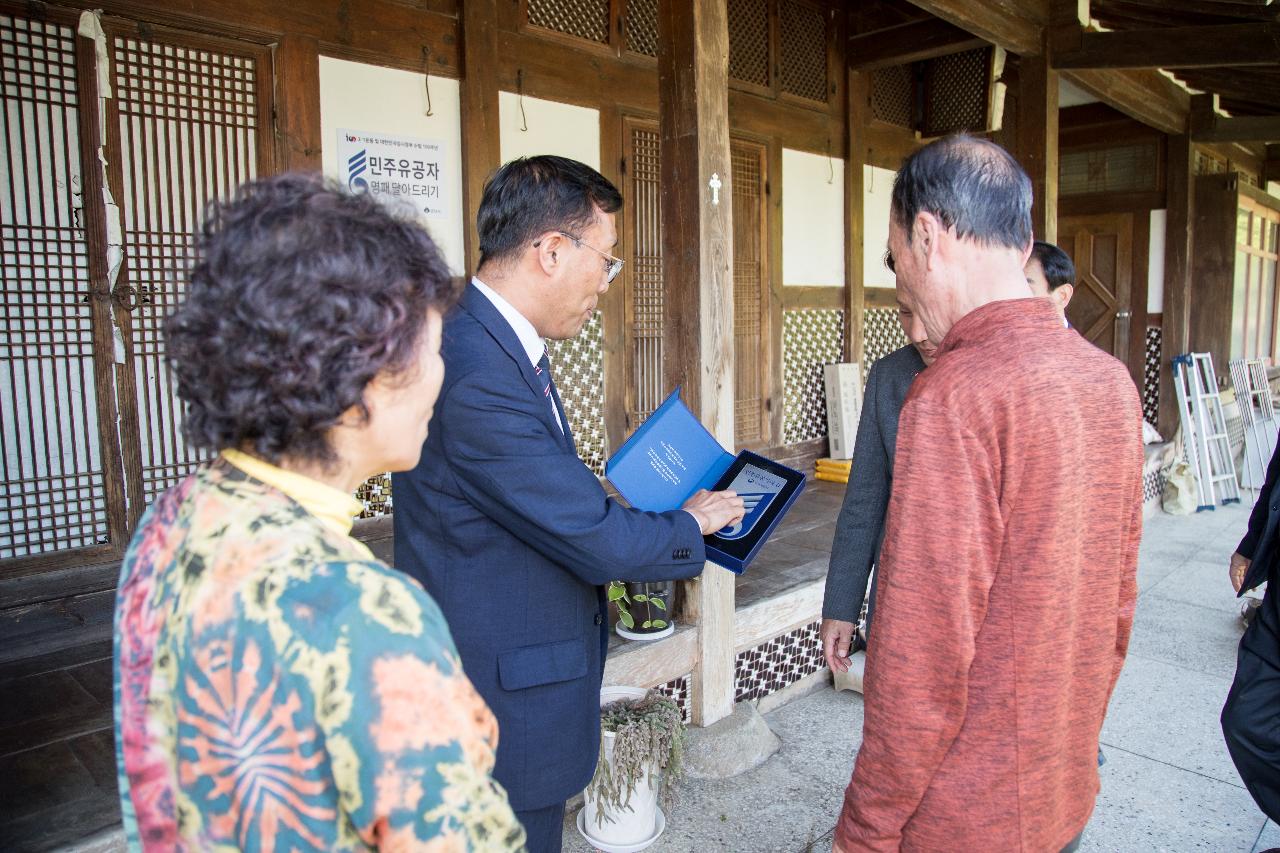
[1264,143,1280,185]
[1059,68,1189,136]
[1193,115,1280,144]
[459,0,502,272]
[1016,39,1059,244]
[1052,24,1280,70]
[903,0,1043,56]
[658,0,736,728]
[273,36,323,171]
[95,0,461,75]
[847,18,985,71]
[846,71,869,370]
[1158,133,1194,440]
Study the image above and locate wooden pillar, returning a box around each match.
[459,0,502,273]
[845,71,869,367]
[273,36,322,172]
[1159,133,1195,439]
[658,0,735,728]
[1016,41,1059,245]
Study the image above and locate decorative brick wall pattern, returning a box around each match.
[652,673,692,725]
[863,306,909,382]
[547,311,608,476]
[1144,326,1161,426]
[734,620,824,703]
[782,309,845,444]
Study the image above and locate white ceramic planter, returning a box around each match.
[580,686,664,851]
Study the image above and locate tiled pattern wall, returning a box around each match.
[1144,326,1161,426]
[863,306,909,381]
[653,672,692,725]
[734,620,824,703]
[547,311,608,476]
[781,309,845,445]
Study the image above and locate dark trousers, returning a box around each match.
[516,802,566,853]
[1221,602,1280,823]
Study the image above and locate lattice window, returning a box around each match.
[871,65,913,128]
[732,142,765,446]
[528,0,610,45]
[921,48,988,137]
[627,125,664,427]
[111,34,263,504]
[778,0,828,103]
[625,0,658,57]
[547,311,608,476]
[728,0,769,88]
[782,309,844,445]
[863,306,909,382]
[1195,148,1228,176]
[0,14,110,559]
[1061,143,1158,196]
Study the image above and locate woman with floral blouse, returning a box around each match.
[113,173,526,851]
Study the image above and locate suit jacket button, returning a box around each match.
[594,613,603,625]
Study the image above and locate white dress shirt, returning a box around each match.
[471,277,564,433]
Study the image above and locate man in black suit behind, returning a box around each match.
[1223,441,1280,826]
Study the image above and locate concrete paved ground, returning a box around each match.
[566,501,1279,853]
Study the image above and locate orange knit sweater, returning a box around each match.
[834,298,1144,852]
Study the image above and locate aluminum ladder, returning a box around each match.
[1229,358,1278,490]
[1173,353,1241,509]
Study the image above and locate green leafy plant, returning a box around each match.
[607,581,669,631]
[587,690,684,828]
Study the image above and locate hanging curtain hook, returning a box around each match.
[421,46,434,116]
[517,69,529,132]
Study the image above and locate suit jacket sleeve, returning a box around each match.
[437,368,705,587]
[1238,440,1280,559]
[822,361,890,622]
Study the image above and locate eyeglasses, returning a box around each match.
[535,231,625,283]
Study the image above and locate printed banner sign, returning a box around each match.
[336,129,448,219]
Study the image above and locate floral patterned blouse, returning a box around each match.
[113,453,526,851]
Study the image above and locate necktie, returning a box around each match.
[536,347,565,434]
[536,347,552,400]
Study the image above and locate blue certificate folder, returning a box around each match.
[605,388,807,574]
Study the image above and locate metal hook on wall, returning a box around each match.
[421,46,434,116]
[517,69,528,132]
[826,137,834,184]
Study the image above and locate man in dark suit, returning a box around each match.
[1223,440,1280,826]
[821,296,935,672]
[392,155,744,852]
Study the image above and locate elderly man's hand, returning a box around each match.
[1230,551,1251,593]
[681,488,745,535]
[821,618,857,673]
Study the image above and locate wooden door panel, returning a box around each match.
[1060,213,1133,362]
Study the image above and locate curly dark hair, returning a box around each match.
[165,172,460,465]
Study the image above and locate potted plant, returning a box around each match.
[577,686,684,852]
[607,580,675,641]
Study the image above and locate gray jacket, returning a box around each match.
[822,343,926,622]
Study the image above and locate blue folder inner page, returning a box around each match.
[605,388,735,512]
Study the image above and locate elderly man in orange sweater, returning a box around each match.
[833,135,1144,853]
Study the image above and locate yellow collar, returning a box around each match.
[221,449,364,536]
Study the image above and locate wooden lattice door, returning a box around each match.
[0,9,124,566]
[620,117,771,446]
[0,11,273,573]
[102,24,274,519]
[730,139,769,448]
